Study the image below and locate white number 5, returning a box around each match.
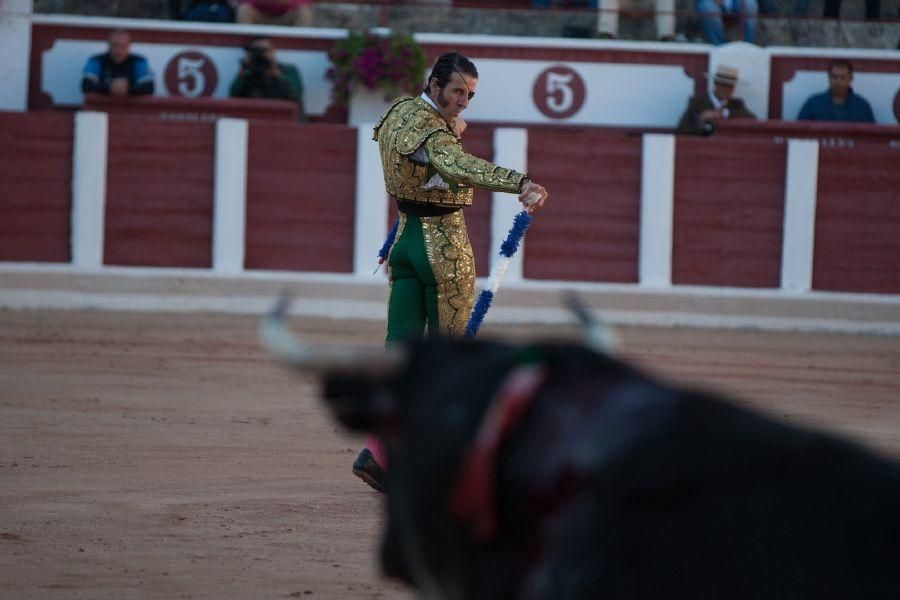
[546,72,574,114]
[177,57,207,97]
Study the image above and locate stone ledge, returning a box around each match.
[33,0,900,49]
[2,268,898,336]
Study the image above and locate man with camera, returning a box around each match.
[229,37,305,119]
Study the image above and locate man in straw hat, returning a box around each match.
[676,65,756,136]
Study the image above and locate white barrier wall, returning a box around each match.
[639,134,675,288]
[213,118,249,275]
[71,111,107,269]
[51,113,843,296]
[0,0,33,111]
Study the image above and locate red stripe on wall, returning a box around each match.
[104,116,215,267]
[813,146,900,294]
[672,136,786,288]
[0,112,73,263]
[245,122,356,272]
[524,129,641,282]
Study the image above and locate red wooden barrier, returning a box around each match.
[104,116,215,267]
[0,111,73,263]
[716,119,900,148]
[813,145,900,294]
[245,122,356,272]
[524,129,641,283]
[84,94,299,123]
[673,136,786,288]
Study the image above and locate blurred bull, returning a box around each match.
[262,298,900,600]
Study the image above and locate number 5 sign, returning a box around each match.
[164,51,219,98]
[533,65,587,120]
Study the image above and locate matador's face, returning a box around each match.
[432,72,478,124]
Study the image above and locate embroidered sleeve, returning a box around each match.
[423,131,525,194]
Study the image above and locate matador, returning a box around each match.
[352,51,549,492]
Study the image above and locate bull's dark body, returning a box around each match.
[323,338,900,599]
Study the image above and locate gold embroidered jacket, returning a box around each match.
[373,96,526,207]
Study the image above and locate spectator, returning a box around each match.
[676,65,756,135]
[824,0,880,19]
[236,0,312,27]
[790,0,809,16]
[177,0,237,22]
[797,60,875,123]
[790,0,879,19]
[596,0,677,41]
[758,0,816,17]
[533,0,598,7]
[533,0,676,41]
[81,29,155,97]
[230,37,305,120]
[695,0,758,45]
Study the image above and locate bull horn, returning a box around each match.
[259,292,406,376]
[564,292,618,353]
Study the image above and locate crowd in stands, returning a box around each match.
[673,60,875,136]
[535,0,892,45]
[79,5,882,130]
[173,0,311,26]
[162,0,896,46]
[80,28,306,119]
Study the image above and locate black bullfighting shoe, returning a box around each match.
[352,448,386,493]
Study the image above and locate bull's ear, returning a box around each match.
[322,374,399,433]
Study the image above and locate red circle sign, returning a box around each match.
[164,51,218,98]
[532,65,587,120]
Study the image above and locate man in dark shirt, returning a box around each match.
[82,29,155,96]
[229,37,305,120]
[797,60,875,123]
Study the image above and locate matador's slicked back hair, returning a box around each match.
[423,52,478,94]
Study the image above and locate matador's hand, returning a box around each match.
[518,180,548,213]
[453,117,467,138]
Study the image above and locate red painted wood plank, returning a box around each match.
[672,137,786,288]
[0,112,73,262]
[524,129,641,282]
[245,122,356,272]
[104,116,215,267]
[813,146,900,294]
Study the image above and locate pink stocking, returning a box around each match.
[365,435,388,469]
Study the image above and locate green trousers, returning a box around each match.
[386,212,475,342]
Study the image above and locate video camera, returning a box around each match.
[244,44,272,75]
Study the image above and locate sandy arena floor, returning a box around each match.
[1,310,899,599]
